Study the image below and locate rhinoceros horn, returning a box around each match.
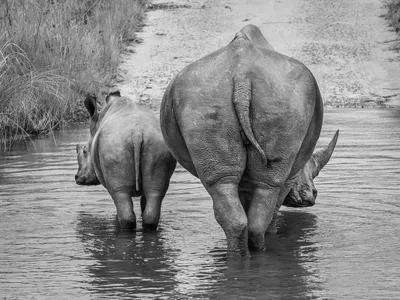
[311,129,339,178]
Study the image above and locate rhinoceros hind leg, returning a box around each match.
[141,195,159,230]
[207,180,250,258]
[111,191,136,231]
[266,181,294,236]
[141,193,163,231]
[247,186,281,250]
[142,222,158,231]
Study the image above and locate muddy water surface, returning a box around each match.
[1,108,399,299]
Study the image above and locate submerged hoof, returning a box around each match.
[248,233,266,251]
[142,222,158,231]
[118,219,136,231]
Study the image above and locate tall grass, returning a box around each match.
[0,0,145,150]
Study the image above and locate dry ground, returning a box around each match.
[113,0,400,109]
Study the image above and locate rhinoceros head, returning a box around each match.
[75,94,103,186]
[283,129,339,207]
[75,141,99,185]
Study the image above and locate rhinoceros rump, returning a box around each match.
[160,24,338,257]
[75,92,176,231]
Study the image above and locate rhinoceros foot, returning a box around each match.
[142,222,158,231]
[117,218,136,231]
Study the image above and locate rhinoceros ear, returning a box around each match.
[84,94,98,119]
[106,90,121,104]
[311,129,339,178]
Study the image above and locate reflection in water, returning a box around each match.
[1,109,400,299]
[76,213,180,299]
[206,211,322,300]
[76,210,321,300]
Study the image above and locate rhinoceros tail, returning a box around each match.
[232,76,268,165]
[132,132,142,192]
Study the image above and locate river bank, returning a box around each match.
[113,0,400,111]
[2,0,400,150]
[0,0,147,150]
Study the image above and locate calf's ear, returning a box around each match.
[84,94,98,119]
[106,90,121,104]
[311,129,339,178]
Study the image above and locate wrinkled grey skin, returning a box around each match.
[75,91,176,231]
[160,24,338,257]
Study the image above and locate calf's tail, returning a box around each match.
[232,76,267,165]
[132,132,142,192]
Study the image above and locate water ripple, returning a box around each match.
[1,109,400,299]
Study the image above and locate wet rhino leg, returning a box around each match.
[266,179,295,235]
[172,95,248,256]
[111,191,136,230]
[141,153,176,230]
[206,180,249,257]
[247,185,281,250]
[245,149,295,250]
[97,138,137,230]
[141,190,163,231]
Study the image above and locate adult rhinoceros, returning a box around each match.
[160,24,338,257]
[75,91,176,231]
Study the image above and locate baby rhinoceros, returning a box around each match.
[75,91,176,231]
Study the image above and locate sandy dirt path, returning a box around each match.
[113,0,400,109]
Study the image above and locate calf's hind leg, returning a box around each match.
[111,191,136,230]
[140,155,176,231]
[141,190,164,230]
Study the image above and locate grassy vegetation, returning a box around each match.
[384,0,400,33]
[0,0,146,150]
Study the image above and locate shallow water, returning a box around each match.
[1,109,399,299]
